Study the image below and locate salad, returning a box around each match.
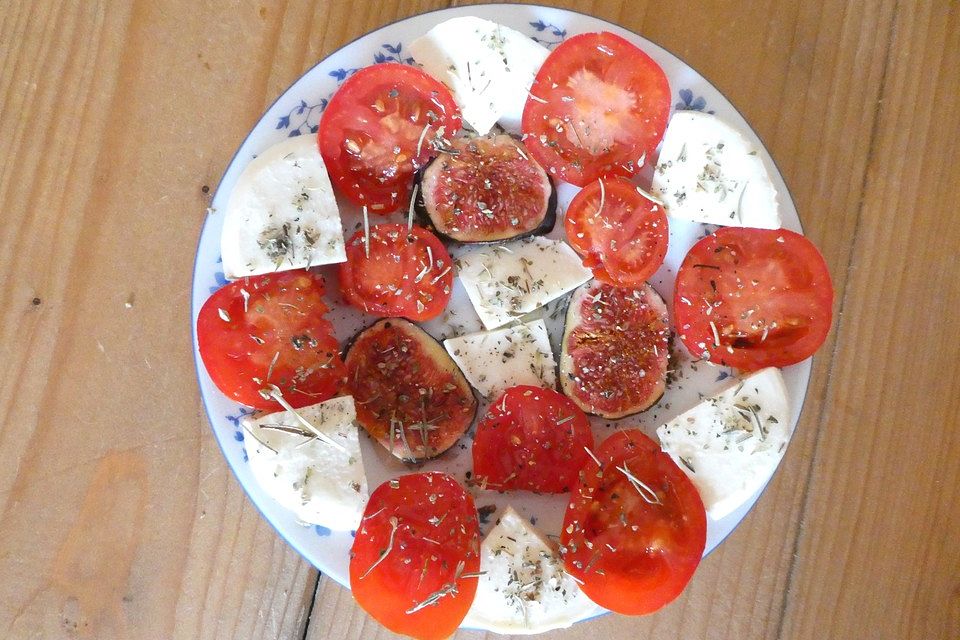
[196,15,833,639]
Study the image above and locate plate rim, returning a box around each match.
[190,1,814,628]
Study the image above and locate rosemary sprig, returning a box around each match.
[583,446,602,467]
[405,560,477,614]
[362,205,370,258]
[415,124,431,159]
[407,182,419,233]
[709,321,721,347]
[635,184,665,207]
[257,423,313,438]
[430,266,452,285]
[616,463,662,505]
[262,385,346,452]
[241,422,278,454]
[359,517,399,579]
[266,351,280,382]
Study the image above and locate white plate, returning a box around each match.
[191,3,810,630]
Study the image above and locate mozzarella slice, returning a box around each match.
[221,135,346,279]
[410,17,549,135]
[656,367,791,520]
[651,111,782,229]
[462,507,600,634]
[456,236,592,330]
[243,396,368,530]
[443,319,556,398]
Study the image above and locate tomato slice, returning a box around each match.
[674,227,833,370]
[319,63,462,214]
[560,281,670,418]
[338,224,454,322]
[196,270,345,410]
[350,472,481,640]
[472,385,595,493]
[561,429,706,615]
[565,177,668,286]
[521,32,670,186]
[345,319,477,461]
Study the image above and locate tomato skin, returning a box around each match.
[561,429,706,615]
[350,472,480,640]
[338,224,454,322]
[674,227,833,370]
[522,32,670,186]
[472,385,595,493]
[345,319,477,460]
[565,177,668,286]
[319,63,462,214]
[196,270,345,410]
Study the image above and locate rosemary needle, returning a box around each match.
[359,517,399,579]
[265,385,346,453]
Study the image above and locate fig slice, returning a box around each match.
[560,281,670,419]
[345,319,477,461]
[416,134,555,243]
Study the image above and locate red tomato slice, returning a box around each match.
[196,270,345,410]
[561,429,706,615]
[522,32,670,186]
[472,385,595,493]
[345,319,477,461]
[565,177,668,286]
[674,227,833,370]
[319,63,462,214]
[350,472,481,640]
[338,224,454,322]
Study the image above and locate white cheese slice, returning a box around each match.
[221,135,346,279]
[456,236,592,330]
[243,396,368,530]
[656,367,790,520]
[651,111,782,229]
[443,319,556,399]
[462,507,600,634]
[410,16,549,135]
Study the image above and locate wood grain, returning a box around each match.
[0,1,957,639]
[780,1,960,638]
[0,1,321,638]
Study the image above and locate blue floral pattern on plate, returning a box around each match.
[225,407,255,461]
[528,19,567,47]
[676,88,715,114]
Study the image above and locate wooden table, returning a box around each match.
[2,1,958,638]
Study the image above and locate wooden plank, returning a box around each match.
[779,2,960,638]
[173,430,319,640]
[306,1,895,637]
[0,1,324,638]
